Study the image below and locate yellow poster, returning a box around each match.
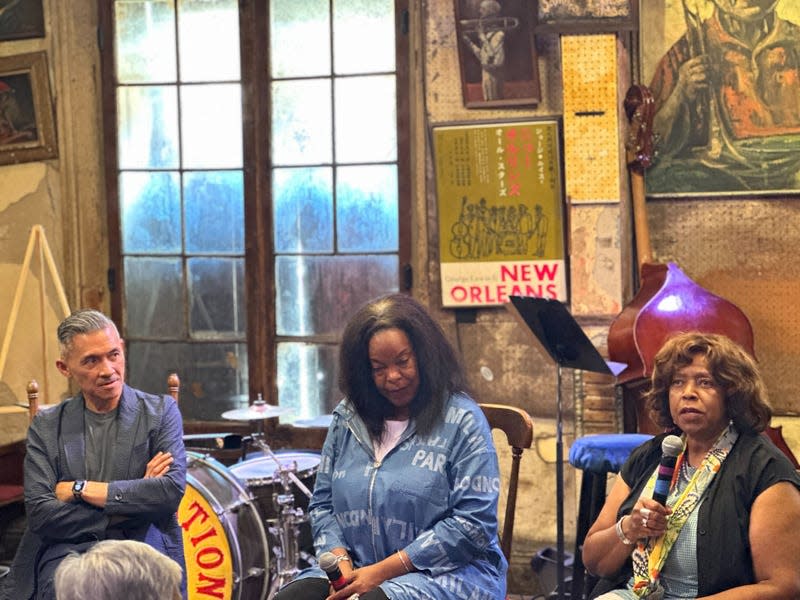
[433,120,567,307]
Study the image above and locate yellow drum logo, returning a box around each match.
[179,484,234,599]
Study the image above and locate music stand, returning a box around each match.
[507,296,625,600]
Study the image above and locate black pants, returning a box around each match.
[273,577,390,600]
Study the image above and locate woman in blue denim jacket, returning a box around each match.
[274,293,507,600]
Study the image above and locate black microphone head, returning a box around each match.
[318,551,338,573]
[661,435,683,457]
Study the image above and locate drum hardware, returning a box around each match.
[246,434,314,599]
[223,399,315,599]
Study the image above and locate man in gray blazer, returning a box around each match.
[2,309,187,599]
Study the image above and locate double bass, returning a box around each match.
[607,85,755,434]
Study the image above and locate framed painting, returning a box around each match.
[0,0,45,41]
[639,0,800,197]
[536,0,637,33]
[0,51,58,166]
[454,0,540,108]
[432,119,568,308]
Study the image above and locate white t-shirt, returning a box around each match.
[373,418,409,462]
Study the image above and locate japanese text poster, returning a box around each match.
[433,120,566,307]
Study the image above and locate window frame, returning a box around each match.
[98,0,412,424]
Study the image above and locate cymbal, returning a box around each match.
[221,403,292,421]
[293,414,333,428]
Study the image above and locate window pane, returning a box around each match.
[333,0,395,75]
[124,257,185,338]
[273,167,333,253]
[188,258,246,338]
[277,342,340,421]
[185,171,244,254]
[178,0,240,82]
[117,85,180,169]
[127,341,248,421]
[271,80,332,166]
[336,165,397,253]
[276,255,398,336]
[115,0,177,84]
[180,84,243,169]
[270,0,330,78]
[335,75,396,162]
[121,171,181,253]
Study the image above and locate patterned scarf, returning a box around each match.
[631,425,738,598]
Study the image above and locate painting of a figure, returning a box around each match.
[641,0,800,196]
[0,0,45,41]
[455,0,540,108]
[0,74,38,147]
[0,52,57,166]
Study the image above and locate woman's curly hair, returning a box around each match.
[643,331,771,434]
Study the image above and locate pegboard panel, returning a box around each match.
[648,198,800,415]
[561,35,620,203]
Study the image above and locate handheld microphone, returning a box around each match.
[652,435,683,505]
[319,552,347,591]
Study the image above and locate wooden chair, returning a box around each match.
[0,441,25,508]
[0,382,44,508]
[479,402,534,562]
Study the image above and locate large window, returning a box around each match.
[101,0,410,423]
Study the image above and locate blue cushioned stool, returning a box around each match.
[568,433,653,600]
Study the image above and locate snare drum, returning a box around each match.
[179,451,270,600]
[230,451,320,518]
[230,451,320,554]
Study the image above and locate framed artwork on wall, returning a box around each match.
[639,0,800,197]
[0,0,45,41]
[535,0,637,33]
[454,0,540,108]
[432,119,568,308]
[0,51,58,166]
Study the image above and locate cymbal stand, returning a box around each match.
[246,432,314,599]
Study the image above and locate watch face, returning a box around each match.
[73,481,85,493]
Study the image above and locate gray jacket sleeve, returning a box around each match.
[24,408,109,542]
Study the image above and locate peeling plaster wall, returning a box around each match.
[0,164,66,432]
[0,0,105,441]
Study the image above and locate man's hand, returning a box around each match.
[55,481,74,503]
[144,451,173,478]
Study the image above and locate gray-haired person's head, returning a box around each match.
[54,539,182,600]
[57,309,119,357]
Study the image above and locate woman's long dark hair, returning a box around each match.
[644,331,771,433]
[338,293,470,440]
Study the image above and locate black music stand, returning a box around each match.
[507,296,625,600]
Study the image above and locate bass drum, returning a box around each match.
[178,451,270,600]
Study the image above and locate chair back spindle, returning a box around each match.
[167,373,180,403]
[26,379,40,422]
[479,402,534,561]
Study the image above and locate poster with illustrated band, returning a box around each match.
[433,120,567,308]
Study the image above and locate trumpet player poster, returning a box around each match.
[454,0,540,108]
[640,0,800,196]
[433,120,567,308]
